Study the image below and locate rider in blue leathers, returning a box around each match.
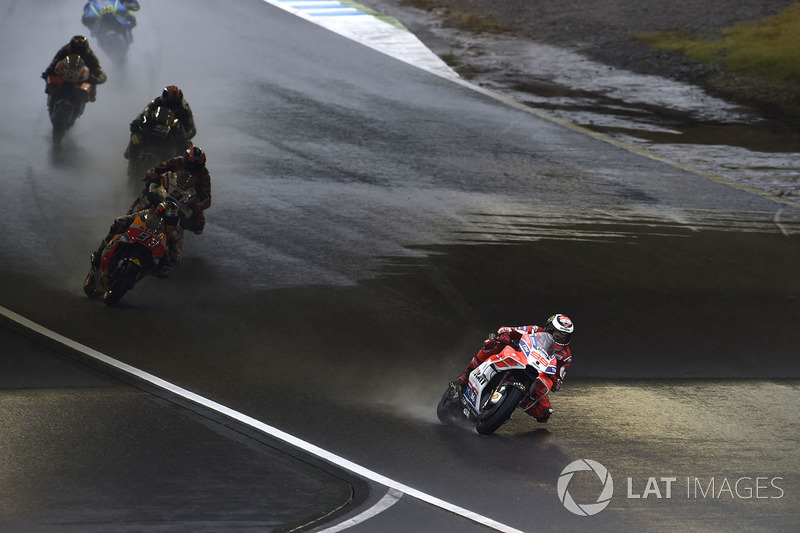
[81,1,140,40]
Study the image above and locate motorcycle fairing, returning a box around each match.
[465,347,523,411]
[465,332,556,412]
[99,214,168,274]
[519,334,558,375]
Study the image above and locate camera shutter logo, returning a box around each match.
[558,459,614,516]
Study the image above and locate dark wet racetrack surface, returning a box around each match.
[1,1,799,531]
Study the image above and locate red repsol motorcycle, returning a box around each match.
[45,55,93,144]
[437,331,558,435]
[83,201,182,307]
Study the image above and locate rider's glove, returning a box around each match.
[482,334,497,352]
[496,327,521,345]
[552,379,563,392]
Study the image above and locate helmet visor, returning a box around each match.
[552,329,571,346]
[72,36,88,49]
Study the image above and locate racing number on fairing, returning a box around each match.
[96,3,118,16]
[520,338,550,367]
[133,229,162,249]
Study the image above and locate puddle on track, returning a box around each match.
[373,8,800,203]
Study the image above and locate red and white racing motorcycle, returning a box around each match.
[128,170,197,222]
[437,331,558,435]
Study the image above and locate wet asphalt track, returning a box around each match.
[1,0,800,531]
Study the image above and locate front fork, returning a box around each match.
[481,373,527,414]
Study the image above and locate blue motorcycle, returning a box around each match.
[81,1,140,66]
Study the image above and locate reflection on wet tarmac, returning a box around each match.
[520,69,800,202]
[435,34,800,201]
[495,380,800,531]
[455,208,800,243]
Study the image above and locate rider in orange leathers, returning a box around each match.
[456,314,574,423]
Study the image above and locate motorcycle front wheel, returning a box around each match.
[103,260,141,307]
[476,385,524,436]
[83,270,101,298]
[99,32,129,67]
[51,104,72,144]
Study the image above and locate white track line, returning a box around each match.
[0,305,525,533]
[317,488,403,532]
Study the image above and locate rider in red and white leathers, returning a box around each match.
[456,314,574,423]
[143,147,211,235]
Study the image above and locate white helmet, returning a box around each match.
[545,314,574,346]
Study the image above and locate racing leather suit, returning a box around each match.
[43,43,107,102]
[144,156,211,234]
[131,96,197,144]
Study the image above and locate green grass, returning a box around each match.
[400,0,514,34]
[637,3,800,83]
[442,11,513,34]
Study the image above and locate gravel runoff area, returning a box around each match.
[363,0,800,122]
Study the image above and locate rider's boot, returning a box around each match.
[84,252,102,298]
[455,356,481,389]
[518,396,553,423]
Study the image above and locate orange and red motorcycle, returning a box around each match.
[44,55,94,144]
[83,203,181,307]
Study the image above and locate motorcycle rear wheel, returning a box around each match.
[476,385,524,436]
[100,32,129,67]
[436,383,462,425]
